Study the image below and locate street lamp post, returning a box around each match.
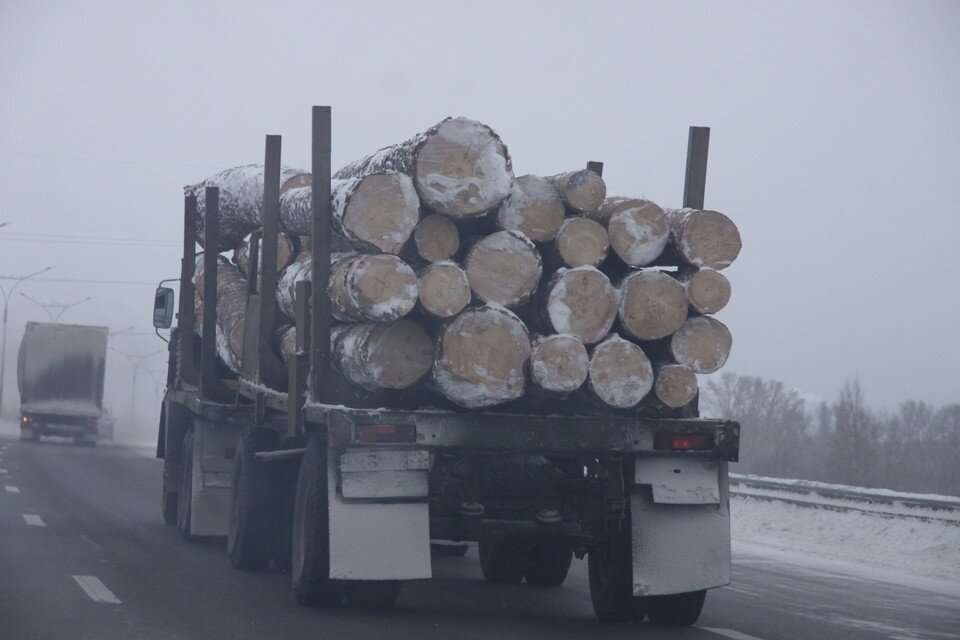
[20,293,93,323]
[0,267,53,414]
[110,347,163,418]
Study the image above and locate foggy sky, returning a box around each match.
[1,0,958,424]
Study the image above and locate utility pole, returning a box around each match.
[20,293,93,323]
[110,347,163,417]
[0,266,53,414]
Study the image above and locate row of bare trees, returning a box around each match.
[703,373,960,496]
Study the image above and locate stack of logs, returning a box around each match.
[186,116,741,411]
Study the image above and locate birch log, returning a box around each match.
[587,336,654,408]
[464,230,542,308]
[529,334,589,393]
[598,198,669,267]
[668,316,732,374]
[666,208,742,270]
[496,175,565,242]
[411,214,460,262]
[194,257,248,373]
[417,262,471,318]
[277,252,313,319]
[332,320,434,390]
[186,164,310,251]
[618,269,688,341]
[433,306,532,408]
[653,363,699,408]
[233,231,295,278]
[279,174,420,254]
[546,169,606,214]
[279,325,297,364]
[675,268,731,315]
[328,254,419,322]
[334,117,514,219]
[555,217,609,268]
[544,266,618,344]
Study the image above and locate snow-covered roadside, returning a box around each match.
[731,494,960,593]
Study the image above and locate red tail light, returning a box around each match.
[654,433,713,451]
[356,424,416,444]
[84,418,96,430]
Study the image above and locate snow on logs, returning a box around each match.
[496,175,566,242]
[676,268,731,315]
[333,321,434,390]
[411,214,460,262]
[554,217,609,268]
[588,336,654,408]
[544,267,618,344]
[328,254,418,322]
[417,262,471,318]
[233,231,295,278]
[667,316,732,374]
[193,258,248,373]
[595,198,670,267]
[464,230,542,308]
[547,169,606,214]
[666,208,742,270]
[530,334,589,394]
[618,269,688,341]
[334,117,513,219]
[653,364,699,408]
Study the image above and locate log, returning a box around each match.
[544,266,618,344]
[277,251,313,319]
[186,164,310,251]
[618,269,688,341]
[433,305,532,408]
[464,230,542,308]
[278,325,296,364]
[546,169,606,214]
[666,208,742,270]
[587,335,653,408]
[668,316,732,374]
[529,334,588,394]
[554,217,609,268]
[193,257,248,373]
[676,268,731,315]
[280,174,420,254]
[653,363,698,408]
[417,261,471,318]
[412,214,460,262]
[334,117,514,219]
[332,320,434,390]
[597,198,669,267]
[233,231,295,278]
[496,175,565,242]
[328,254,419,322]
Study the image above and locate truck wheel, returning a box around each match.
[162,489,179,526]
[523,540,573,586]
[291,433,344,607]
[478,539,526,584]
[588,521,647,622]
[647,590,706,626]
[431,543,470,557]
[19,427,38,443]
[177,430,195,541]
[345,580,402,609]
[228,429,280,571]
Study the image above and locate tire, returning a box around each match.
[647,590,706,626]
[478,539,526,584]
[431,543,470,557]
[228,429,280,571]
[177,430,195,541]
[344,580,402,609]
[291,433,343,607]
[588,520,647,622]
[524,539,573,587]
[162,489,179,526]
[19,427,37,443]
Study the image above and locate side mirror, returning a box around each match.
[153,287,175,329]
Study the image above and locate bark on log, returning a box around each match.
[544,266,618,344]
[618,269,688,341]
[496,175,565,242]
[280,174,420,254]
[193,257,248,373]
[233,231,295,278]
[464,230,542,308]
[597,198,669,267]
[186,164,310,251]
[529,334,588,394]
[411,214,460,262]
[332,320,434,390]
[433,306,531,408]
[666,208,742,270]
[277,251,313,319]
[328,254,419,322]
[675,268,731,315]
[555,217,609,268]
[668,316,732,374]
[587,335,654,408]
[334,117,514,219]
[279,325,296,364]
[653,363,699,408]
[546,169,606,214]
[417,261,471,318]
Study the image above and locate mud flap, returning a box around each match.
[189,420,234,536]
[630,458,731,596]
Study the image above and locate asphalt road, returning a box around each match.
[1,434,958,640]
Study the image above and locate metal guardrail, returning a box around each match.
[729,473,960,524]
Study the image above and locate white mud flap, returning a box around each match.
[327,448,432,580]
[630,457,731,596]
[189,420,235,537]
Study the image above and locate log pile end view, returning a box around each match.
[190,115,740,414]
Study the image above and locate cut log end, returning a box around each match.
[603,199,669,267]
[545,267,618,344]
[233,231,295,278]
[618,270,688,341]
[336,173,420,254]
[555,217,609,268]
[418,262,471,318]
[669,208,742,270]
[654,364,698,408]
[670,316,732,374]
[588,336,654,408]
[465,230,542,308]
[548,170,607,214]
[683,268,731,315]
[334,320,434,390]
[530,334,588,393]
[329,254,419,322]
[496,175,566,242]
[413,214,460,262]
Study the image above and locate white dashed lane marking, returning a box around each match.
[72,576,121,604]
[703,628,767,640]
[5,486,20,493]
[22,514,45,526]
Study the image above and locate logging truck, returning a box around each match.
[153,107,740,625]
